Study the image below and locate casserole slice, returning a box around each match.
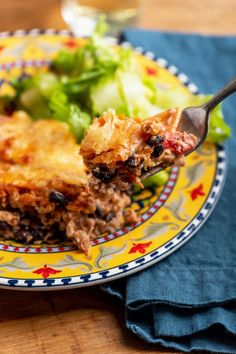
[0,112,136,255]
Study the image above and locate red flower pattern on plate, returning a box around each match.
[63,39,78,49]
[33,265,61,278]
[129,242,152,254]
[146,66,157,76]
[189,183,205,201]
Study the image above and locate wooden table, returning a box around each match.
[0,1,235,353]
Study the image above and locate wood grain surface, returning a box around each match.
[0,1,235,353]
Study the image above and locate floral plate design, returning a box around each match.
[0,29,227,290]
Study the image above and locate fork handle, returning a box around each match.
[202,77,236,112]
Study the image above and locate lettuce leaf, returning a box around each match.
[49,90,91,142]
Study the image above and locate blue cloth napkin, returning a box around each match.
[103,30,236,353]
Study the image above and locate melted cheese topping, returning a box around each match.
[0,112,88,188]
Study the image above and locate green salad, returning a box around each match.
[0,20,231,188]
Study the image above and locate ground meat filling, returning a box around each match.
[0,184,137,255]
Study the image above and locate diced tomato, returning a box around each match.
[163,131,196,155]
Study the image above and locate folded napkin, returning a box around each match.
[103,30,236,353]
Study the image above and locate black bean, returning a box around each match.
[31,226,47,240]
[151,145,164,158]
[21,210,40,223]
[90,206,115,222]
[15,229,31,243]
[49,191,68,207]
[146,135,164,147]
[105,212,115,222]
[126,156,139,168]
[16,223,28,232]
[95,205,103,218]
[0,221,9,230]
[92,165,114,183]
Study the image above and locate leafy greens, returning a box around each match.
[0,18,231,144]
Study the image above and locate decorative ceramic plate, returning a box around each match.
[0,30,227,290]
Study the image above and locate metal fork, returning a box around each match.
[144,76,235,179]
